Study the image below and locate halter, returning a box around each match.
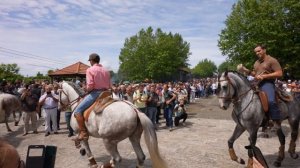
[59,84,81,109]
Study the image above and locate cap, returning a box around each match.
[88,53,100,62]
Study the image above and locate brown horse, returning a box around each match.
[0,93,22,132]
[0,138,25,168]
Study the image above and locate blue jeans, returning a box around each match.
[74,90,101,115]
[164,106,173,128]
[260,82,280,120]
[65,112,74,134]
[147,107,157,125]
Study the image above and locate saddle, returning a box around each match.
[83,91,117,121]
[257,87,293,113]
[258,91,269,113]
[275,88,293,102]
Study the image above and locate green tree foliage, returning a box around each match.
[0,63,22,81]
[192,59,217,78]
[218,60,237,73]
[218,0,300,77]
[119,27,190,81]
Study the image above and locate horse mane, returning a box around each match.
[226,70,251,87]
[65,81,85,97]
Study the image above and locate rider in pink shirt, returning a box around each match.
[73,53,111,142]
[86,64,111,91]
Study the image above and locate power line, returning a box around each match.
[0,46,66,65]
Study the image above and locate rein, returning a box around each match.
[219,75,255,126]
[218,77,252,102]
[59,85,81,110]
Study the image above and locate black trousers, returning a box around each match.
[174,112,188,126]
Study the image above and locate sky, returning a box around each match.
[0,0,236,76]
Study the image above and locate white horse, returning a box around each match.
[0,93,22,132]
[59,81,168,168]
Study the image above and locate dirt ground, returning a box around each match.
[1,96,299,168]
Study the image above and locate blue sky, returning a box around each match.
[0,0,236,76]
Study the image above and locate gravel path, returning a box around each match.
[1,96,299,168]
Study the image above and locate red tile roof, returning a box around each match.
[49,61,90,76]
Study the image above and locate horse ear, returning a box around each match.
[224,70,228,77]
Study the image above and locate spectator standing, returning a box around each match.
[38,85,59,136]
[133,84,147,114]
[146,85,159,125]
[162,84,176,131]
[20,84,39,136]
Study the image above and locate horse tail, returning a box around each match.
[137,112,168,168]
[0,98,4,122]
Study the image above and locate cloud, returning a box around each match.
[0,0,236,76]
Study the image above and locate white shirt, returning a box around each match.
[39,92,58,109]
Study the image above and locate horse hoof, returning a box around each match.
[273,160,281,167]
[14,122,19,126]
[8,129,12,132]
[80,148,86,156]
[239,158,245,164]
[290,153,299,159]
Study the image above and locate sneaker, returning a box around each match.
[169,127,173,132]
[45,132,50,137]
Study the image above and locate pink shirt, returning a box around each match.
[86,64,111,90]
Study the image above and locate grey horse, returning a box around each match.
[218,71,299,167]
[0,93,22,132]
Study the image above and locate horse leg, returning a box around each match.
[13,111,21,126]
[129,124,145,168]
[260,115,270,138]
[246,128,259,168]
[273,120,286,167]
[103,139,122,168]
[288,118,299,159]
[228,124,246,164]
[80,140,98,168]
[4,116,12,132]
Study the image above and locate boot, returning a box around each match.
[74,114,89,141]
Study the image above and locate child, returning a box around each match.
[174,99,188,126]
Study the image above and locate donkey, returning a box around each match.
[0,93,22,132]
[59,81,168,168]
[218,71,299,167]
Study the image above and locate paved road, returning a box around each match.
[1,96,299,168]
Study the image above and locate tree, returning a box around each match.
[119,27,190,81]
[192,59,217,78]
[218,60,237,73]
[218,0,300,77]
[0,63,22,81]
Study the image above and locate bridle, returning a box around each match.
[59,84,81,109]
[218,74,255,126]
[218,76,252,103]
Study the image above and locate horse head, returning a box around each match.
[58,81,83,111]
[218,71,251,110]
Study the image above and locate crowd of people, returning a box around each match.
[0,74,300,136]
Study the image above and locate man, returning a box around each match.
[237,44,285,160]
[146,85,159,125]
[21,84,39,136]
[133,84,147,114]
[162,84,176,131]
[73,53,111,142]
[38,85,59,136]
